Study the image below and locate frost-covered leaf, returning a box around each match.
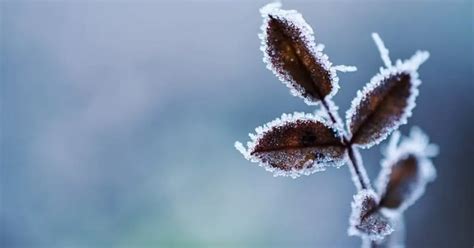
[363,216,406,248]
[235,112,347,178]
[346,33,429,148]
[376,127,437,214]
[349,190,393,240]
[379,154,420,210]
[259,3,347,105]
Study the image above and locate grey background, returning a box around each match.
[1,1,473,247]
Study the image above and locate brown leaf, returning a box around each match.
[346,37,429,148]
[260,4,337,105]
[347,71,417,148]
[362,217,406,248]
[349,190,393,240]
[379,154,436,212]
[379,155,419,209]
[376,129,437,212]
[235,113,346,178]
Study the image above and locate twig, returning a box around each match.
[321,98,372,190]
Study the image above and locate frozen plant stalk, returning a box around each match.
[235,3,437,247]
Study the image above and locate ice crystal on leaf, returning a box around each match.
[363,216,406,248]
[348,190,393,241]
[235,112,347,178]
[375,127,437,215]
[346,33,429,149]
[259,2,356,105]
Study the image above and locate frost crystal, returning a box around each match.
[314,99,345,132]
[346,33,429,149]
[235,112,347,178]
[333,65,358,72]
[313,106,330,122]
[375,127,437,215]
[347,147,371,192]
[364,216,406,248]
[372,33,392,68]
[348,189,393,240]
[259,2,355,105]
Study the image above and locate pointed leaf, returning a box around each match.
[380,154,419,209]
[348,190,393,241]
[259,3,339,105]
[376,128,437,213]
[346,34,429,148]
[235,113,347,178]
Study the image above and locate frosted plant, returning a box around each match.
[363,128,438,247]
[235,3,438,247]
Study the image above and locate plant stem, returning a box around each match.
[347,145,370,190]
[321,98,372,191]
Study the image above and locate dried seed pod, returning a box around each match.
[259,3,354,105]
[376,128,437,215]
[346,33,429,148]
[348,190,393,241]
[235,112,347,178]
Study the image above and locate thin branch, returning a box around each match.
[347,145,371,190]
[321,98,372,190]
[372,33,392,68]
[333,65,358,72]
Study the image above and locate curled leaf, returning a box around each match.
[348,190,393,240]
[376,127,437,214]
[346,33,429,148]
[235,112,347,178]
[259,3,344,105]
[361,216,405,248]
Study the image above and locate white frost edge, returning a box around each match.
[369,216,406,248]
[346,32,430,149]
[234,112,347,179]
[313,106,330,122]
[259,2,351,106]
[333,65,358,72]
[375,127,438,216]
[348,189,394,241]
[372,33,392,68]
[347,147,371,192]
[313,99,345,133]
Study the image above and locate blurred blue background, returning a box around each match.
[1,1,473,247]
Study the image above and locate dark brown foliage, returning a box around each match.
[349,73,413,147]
[379,154,420,209]
[236,3,435,245]
[251,119,345,171]
[353,192,392,238]
[265,15,333,102]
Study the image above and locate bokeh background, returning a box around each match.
[1,1,473,247]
